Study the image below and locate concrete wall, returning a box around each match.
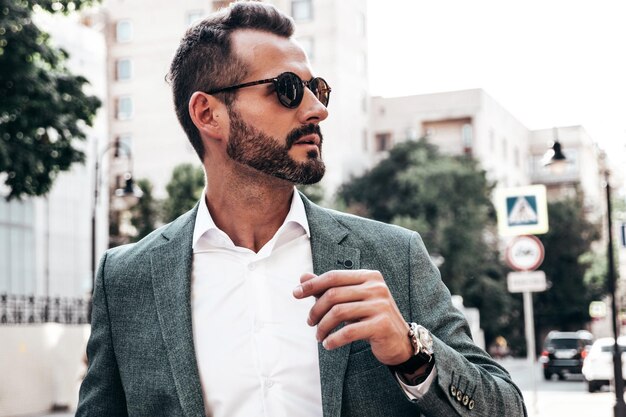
[0,325,89,416]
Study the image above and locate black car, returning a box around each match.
[539,330,594,380]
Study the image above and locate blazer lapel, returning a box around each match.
[150,205,205,417]
[302,194,361,417]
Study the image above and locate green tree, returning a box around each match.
[297,182,325,204]
[130,178,160,242]
[162,163,205,222]
[337,139,518,347]
[0,0,101,200]
[534,197,601,336]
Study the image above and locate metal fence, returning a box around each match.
[0,293,90,325]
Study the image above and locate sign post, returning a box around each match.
[505,235,547,416]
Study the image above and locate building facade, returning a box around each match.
[370,89,532,191]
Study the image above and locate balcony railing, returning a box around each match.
[0,293,90,325]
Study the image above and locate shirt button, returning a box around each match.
[255,322,264,332]
[265,378,274,388]
[248,263,256,271]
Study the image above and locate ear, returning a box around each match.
[188,92,228,141]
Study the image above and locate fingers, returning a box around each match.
[293,269,412,364]
[321,320,372,350]
[315,299,388,343]
[306,282,384,325]
[293,270,380,299]
[300,272,317,284]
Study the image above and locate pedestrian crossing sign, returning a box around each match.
[495,185,549,236]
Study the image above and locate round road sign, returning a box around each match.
[505,235,545,271]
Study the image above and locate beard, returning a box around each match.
[226,108,326,185]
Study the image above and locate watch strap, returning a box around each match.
[390,350,433,374]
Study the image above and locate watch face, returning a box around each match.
[418,326,434,352]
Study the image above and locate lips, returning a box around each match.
[293,134,320,147]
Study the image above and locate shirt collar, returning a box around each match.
[192,187,310,250]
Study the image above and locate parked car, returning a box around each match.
[582,336,626,392]
[539,330,594,380]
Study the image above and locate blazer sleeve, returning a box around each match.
[406,232,527,417]
[76,252,129,417]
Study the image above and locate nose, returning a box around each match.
[297,87,329,124]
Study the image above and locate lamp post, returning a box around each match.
[91,140,142,297]
[605,167,626,417]
[544,141,625,416]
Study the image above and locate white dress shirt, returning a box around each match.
[191,190,323,417]
[191,189,434,417]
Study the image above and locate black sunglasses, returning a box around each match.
[205,71,331,109]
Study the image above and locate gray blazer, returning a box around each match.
[77,195,527,417]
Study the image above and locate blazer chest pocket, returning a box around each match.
[345,342,386,378]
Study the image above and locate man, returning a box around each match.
[77,2,526,416]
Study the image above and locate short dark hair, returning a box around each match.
[167,1,295,160]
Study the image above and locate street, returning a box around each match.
[502,357,616,417]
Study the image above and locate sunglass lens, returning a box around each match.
[310,77,331,107]
[276,72,303,108]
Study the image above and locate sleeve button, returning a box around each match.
[468,399,475,410]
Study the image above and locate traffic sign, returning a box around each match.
[495,185,549,236]
[505,235,545,271]
[507,271,547,293]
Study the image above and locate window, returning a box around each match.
[116,20,133,43]
[292,0,313,21]
[116,134,132,157]
[357,11,366,36]
[462,124,473,147]
[375,133,392,152]
[116,58,132,81]
[116,96,133,120]
[298,36,314,60]
[356,52,367,75]
[186,10,205,26]
[0,199,35,295]
[461,123,473,156]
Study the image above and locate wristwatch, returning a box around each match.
[390,322,434,375]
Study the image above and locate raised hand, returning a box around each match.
[293,270,413,366]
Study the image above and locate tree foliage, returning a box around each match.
[337,139,517,346]
[338,139,496,292]
[0,0,101,200]
[297,182,325,204]
[162,163,205,223]
[130,178,160,242]
[535,197,602,336]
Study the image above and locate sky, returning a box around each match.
[366,0,626,176]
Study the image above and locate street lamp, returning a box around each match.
[91,139,142,296]
[544,141,625,417]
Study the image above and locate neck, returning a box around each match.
[204,163,295,252]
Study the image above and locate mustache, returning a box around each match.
[285,124,323,149]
